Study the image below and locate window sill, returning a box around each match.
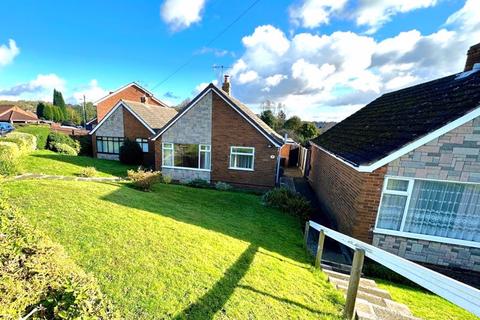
[162,165,211,172]
[373,228,480,249]
[228,167,254,172]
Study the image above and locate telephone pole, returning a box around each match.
[82,95,87,129]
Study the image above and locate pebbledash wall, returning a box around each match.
[160,92,212,182]
[374,117,480,271]
[93,106,124,160]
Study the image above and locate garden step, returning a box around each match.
[329,277,392,299]
[355,298,420,320]
[370,304,420,320]
[323,269,376,287]
[335,284,387,306]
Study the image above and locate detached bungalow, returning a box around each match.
[0,105,38,123]
[308,44,480,272]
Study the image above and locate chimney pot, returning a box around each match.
[140,96,146,103]
[464,43,480,71]
[222,75,231,95]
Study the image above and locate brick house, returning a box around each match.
[0,105,39,123]
[151,76,285,189]
[308,44,480,272]
[89,84,176,165]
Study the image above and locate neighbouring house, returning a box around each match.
[151,76,286,189]
[308,43,480,272]
[0,105,39,123]
[89,99,177,164]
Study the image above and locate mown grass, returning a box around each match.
[19,150,135,177]
[4,180,345,319]
[376,279,479,320]
[15,124,51,149]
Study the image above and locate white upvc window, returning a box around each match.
[199,144,211,170]
[375,177,480,247]
[162,143,173,167]
[229,146,255,171]
[136,138,149,153]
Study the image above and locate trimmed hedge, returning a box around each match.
[47,132,80,154]
[0,191,119,319]
[2,132,37,154]
[127,168,161,191]
[50,142,78,155]
[15,125,50,150]
[0,141,21,176]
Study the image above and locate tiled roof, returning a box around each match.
[311,70,480,166]
[0,105,38,122]
[121,100,177,130]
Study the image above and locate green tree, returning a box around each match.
[277,109,286,128]
[53,89,67,120]
[298,122,319,140]
[284,116,302,131]
[36,102,45,119]
[43,104,54,121]
[260,110,276,129]
[53,106,63,123]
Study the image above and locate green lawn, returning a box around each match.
[19,150,135,177]
[376,279,479,320]
[15,124,51,149]
[3,180,344,319]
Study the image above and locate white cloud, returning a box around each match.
[194,79,218,94]
[227,1,480,122]
[0,39,20,66]
[71,79,108,103]
[160,0,206,31]
[237,70,259,84]
[289,0,347,28]
[0,74,65,101]
[355,0,438,34]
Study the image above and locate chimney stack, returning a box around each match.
[140,95,147,103]
[464,43,480,71]
[222,75,231,95]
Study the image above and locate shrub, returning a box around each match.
[162,174,172,184]
[119,139,143,165]
[50,142,78,156]
[79,166,97,177]
[215,181,232,191]
[262,188,311,221]
[2,132,37,154]
[187,178,211,188]
[0,141,21,176]
[15,125,50,149]
[0,191,119,319]
[77,135,93,156]
[47,132,80,153]
[127,168,161,191]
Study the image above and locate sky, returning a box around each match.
[0,0,479,121]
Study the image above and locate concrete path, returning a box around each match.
[7,173,125,182]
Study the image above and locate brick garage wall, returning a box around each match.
[211,92,278,188]
[308,146,386,243]
[96,85,164,121]
[122,108,155,167]
[373,234,480,272]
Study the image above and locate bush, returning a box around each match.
[127,168,161,191]
[0,191,119,319]
[15,125,50,149]
[187,178,211,188]
[119,139,143,165]
[162,174,172,184]
[215,181,232,191]
[79,166,97,177]
[77,135,93,156]
[2,132,37,154]
[47,132,80,153]
[0,141,21,176]
[50,142,78,155]
[262,188,311,221]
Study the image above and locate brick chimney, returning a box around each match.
[465,43,480,71]
[222,75,231,95]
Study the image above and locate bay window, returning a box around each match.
[162,143,211,170]
[376,177,480,244]
[229,146,255,171]
[96,136,124,154]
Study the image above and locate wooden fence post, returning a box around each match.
[304,221,309,250]
[315,230,325,268]
[343,248,365,320]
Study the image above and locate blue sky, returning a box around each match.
[0,0,478,121]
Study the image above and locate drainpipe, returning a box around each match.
[275,146,281,186]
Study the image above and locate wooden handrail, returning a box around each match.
[307,220,480,317]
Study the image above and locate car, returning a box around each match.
[0,122,15,136]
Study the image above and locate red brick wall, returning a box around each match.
[154,139,162,170]
[122,108,155,166]
[308,145,386,243]
[96,85,164,121]
[211,92,278,188]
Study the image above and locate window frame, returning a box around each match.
[96,136,124,155]
[161,143,211,172]
[374,176,480,248]
[136,138,149,153]
[229,146,255,171]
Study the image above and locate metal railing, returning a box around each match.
[305,220,480,319]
